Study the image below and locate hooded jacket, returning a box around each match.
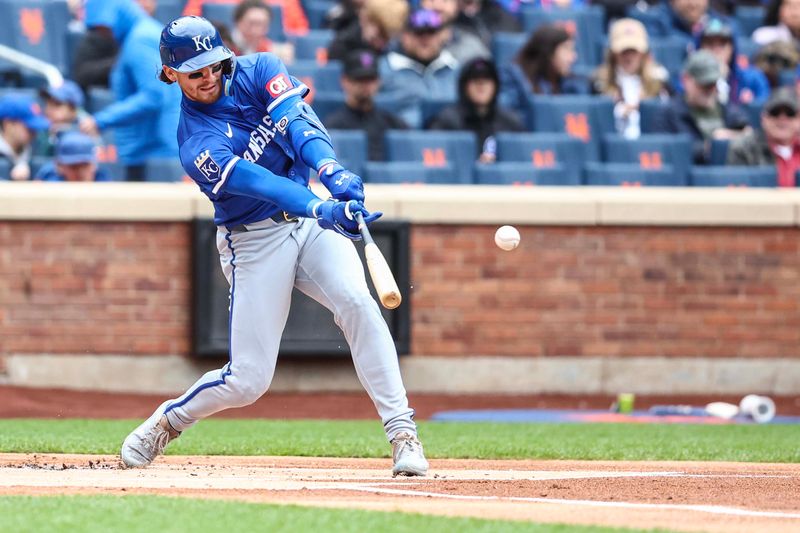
[85,0,181,165]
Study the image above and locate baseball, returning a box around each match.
[494,225,520,251]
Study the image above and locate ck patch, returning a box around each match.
[194,149,221,181]
[266,74,291,97]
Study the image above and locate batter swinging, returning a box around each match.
[120,16,428,477]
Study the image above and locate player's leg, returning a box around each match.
[293,219,428,476]
[121,222,298,467]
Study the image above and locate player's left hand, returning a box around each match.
[318,162,364,202]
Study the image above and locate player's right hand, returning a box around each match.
[313,200,381,240]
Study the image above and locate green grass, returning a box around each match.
[0,419,797,462]
[0,495,665,533]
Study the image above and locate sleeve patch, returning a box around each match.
[266,74,291,97]
[194,149,221,181]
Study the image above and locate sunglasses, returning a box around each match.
[767,106,797,118]
[763,55,794,69]
[187,62,223,80]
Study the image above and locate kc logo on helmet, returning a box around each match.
[266,74,291,97]
[192,35,213,51]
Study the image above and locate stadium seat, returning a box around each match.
[0,0,71,74]
[96,130,119,164]
[519,5,606,66]
[293,29,334,64]
[649,37,689,79]
[86,87,115,114]
[98,162,126,182]
[474,162,579,185]
[289,60,343,93]
[735,6,766,41]
[145,158,187,182]
[527,95,615,161]
[495,132,586,184]
[421,96,456,128]
[384,130,477,183]
[0,158,10,180]
[584,162,684,186]
[491,32,526,70]
[639,99,669,133]
[305,90,344,121]
[304,0,335,30]
[363,161,462,184]
[690,166,777,187]
[154,0,184,24]
[203,3,286,42]
[602,133,692,184]
[328,129,367,177]
[29,155,49,179]
[744,101,763,129]
[708,139,730,166]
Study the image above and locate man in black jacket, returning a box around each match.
[326,49,408,161]
[427,57,524,163]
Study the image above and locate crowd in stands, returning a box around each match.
[1,0,800,187]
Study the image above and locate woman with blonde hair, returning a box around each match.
[593,18,670,139]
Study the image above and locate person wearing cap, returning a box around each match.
[326,49,409,161]
[694,18,770,105]
[453,0,521,49]
[651,49,750,164]
[593,18,670,139]
[229,0,295,64]
[428,57,524,162]
[753,0,800,48]
[727,87,800,187]
[328,0,408,61]
[643,0,738,44]
[34,131,111,182]
[35,80,89,157]
[0,93,50,181]
[420,0,490,63]
[78,0,181,181]
[378,9,460,128]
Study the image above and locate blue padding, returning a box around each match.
[385,130,477,182]
[602,133,693,184]
[474,162,579,185]
[328,129,367,177]
[363,161,462,184]
[690,166,778,187]
[527,95,615,161]
[585,162,684,186]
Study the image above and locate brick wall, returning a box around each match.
[2,221,798,359]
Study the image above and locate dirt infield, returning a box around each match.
[1,453,798,532]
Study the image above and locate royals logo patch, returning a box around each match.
[266,74,291,97]
[194,149,221,181]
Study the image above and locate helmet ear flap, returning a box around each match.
[222,58,234,76]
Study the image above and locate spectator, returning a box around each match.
[0,94,50,181]
[695,18,770,105]
[229,0,294,63]
[498,24,589,110]
[421,0,490,63]
[71,12,119,92]
[326,49,408,161]
[645,0,735,43]
[727,87,800,187]
[753,40,800,88]
[183,0,309,36]
[453,0,521,48]
[325,0,366,32]
[328,0,409,61]
[593,18,670,139]
[652,50,750,164]
[78,0,181,182]
[378,9,459,128]
[428,57,524,162]
[754,0,800,47]
[34,131,110,182]
[36,80,88,157]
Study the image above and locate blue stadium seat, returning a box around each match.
[737,37,760,63]
[304,0,335,30]
[584,162,684,186]
[495,132,586,184]
[421,96,456,128]
[289,60,343,93]
[306,90,344,121]
[492,32,526,70]
[87,87,115,114]
[293,29,334,63]
[363,161,462,184]
[385,130,477,183]
[145,158,187,182]
[639,99,669,133]
[329,129,367,177]
[474,162,579,185]
[691,166,777,187]
[0,158,10,180]
[709,139,730,166]
[203,3,286,42]
[154,0,184,24]
[0,0,71,74]
[527,95,615,161]
[649,37,689,78]
[744,101,763,129]
[735,6,765,39]
[602,133,692,184]
[519,5,606,66]
[98,162,126,182]
[29,155,49,179]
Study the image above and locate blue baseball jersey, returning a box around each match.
[177,53,316,227]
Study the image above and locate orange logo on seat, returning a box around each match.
[531,149,556,167]
[621,181,642,187]
[638,151,663,169]
[97,144,118,163]
[422,148,447,167]
[555,20,577,36]
[20,8,44,46]
[315,47,328,65]
[564,113,590,142]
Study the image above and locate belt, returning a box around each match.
[228,211,298,232]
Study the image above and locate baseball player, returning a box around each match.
[120,16,428,477]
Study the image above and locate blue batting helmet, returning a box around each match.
[159,16,233,83]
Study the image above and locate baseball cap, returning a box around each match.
[683,50,722,85]
[0,93,50,131]
[406,9,444,33]
[343,49,379,80]
[700,18,733,41]
[609,18,648,54]
[40,80,85,108]
[55,131,98,165]
[763,87,799,114]
[460,57,497,82]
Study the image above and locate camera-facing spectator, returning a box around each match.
[326,49,408,161]
[34,131,110,182]
[428,57,524,163]
[499,24,589,110]
[229,0,294,63]
[0,94,50,181]
[454,0,521,48]
[183,0,309,36]
[71,8,119,92]
[593,18,670,139]
[695,18,770,105]
[646,0,735,43]
[754,0,800,47]
[754,40,800,88]
[328,0,409,61]
[378,9,459,128]
[36,80,88,157]
[421,0,490,63]
[727,87,800,187]
[652,50,750,164]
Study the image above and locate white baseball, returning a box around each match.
[494,225,520,251]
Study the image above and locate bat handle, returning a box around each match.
[353,211,374,245]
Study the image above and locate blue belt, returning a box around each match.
[228,211,299,232]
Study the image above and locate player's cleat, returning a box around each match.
[391,432,429,477]
[120,401,181,468]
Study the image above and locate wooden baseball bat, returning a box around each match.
[354,211,402,309]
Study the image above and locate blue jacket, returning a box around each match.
[498,62,590,111]
[87,0,181,165]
